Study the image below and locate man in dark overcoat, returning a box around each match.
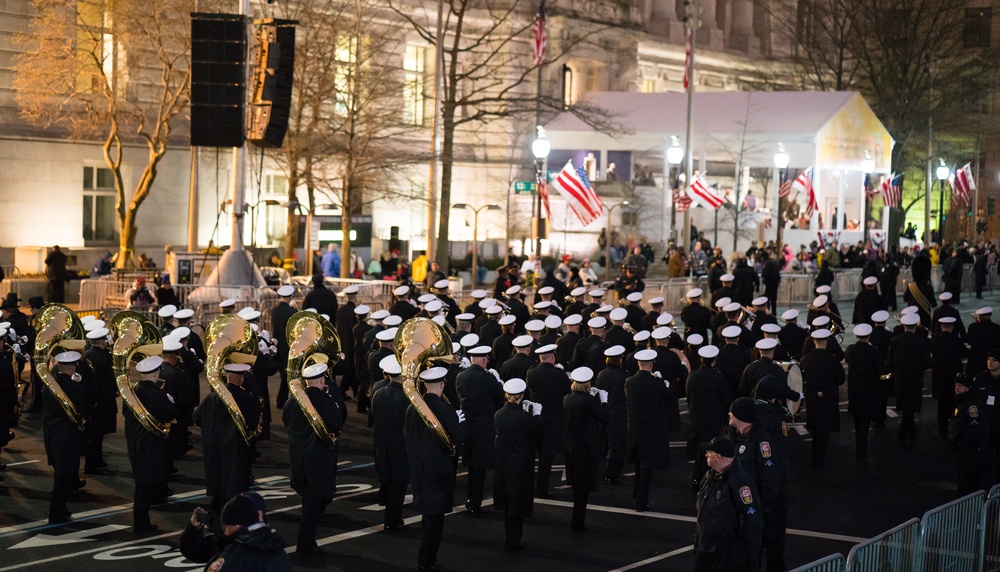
[889,314,932,447]
[625,349,680,512]
[455,346,505,512]
[524,344,571,497]
[44,351,93,524]
[799,329,844,468]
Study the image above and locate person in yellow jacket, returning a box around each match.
[412,251,429,284]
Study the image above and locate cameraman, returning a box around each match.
[180,493,292,570]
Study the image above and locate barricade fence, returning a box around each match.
[981,494,1000,571]
[846,518,921,572]
[918,491,984,572]
[790,554,846,572]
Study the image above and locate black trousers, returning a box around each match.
[504,515,524,548]
[49,472,75,521]
[84,428,105,470]
[811,432,830,467]
[133,481,160,527]
[765,287,779,315]
[339,365,358,397]
[632,461,653,510]
[763,493,788,572]
[693,550,720,572]
[898,411,916,445]
[466,467,487,509]
[418,513,445,569]
[957,448,994,495]
[936,397,953,437]
[48,279,65,304]
[536,454,555,496]
[383,482,407,526]
[275,368,289,408]
[605,454,625,482]
[853,416,872,457]
[571,488,589,530]
[298,495,326,551]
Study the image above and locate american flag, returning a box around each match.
[880,173,903,208]
[863,173,879,198]
[686,176,725,210]
[683,26,692,90]
[531,0,547,67]
[550,160,603,225]
[673,187,691,212]
[793,167,817,217]
[778,169,792,198]
[950,163,976,207]
[537,169,551,218]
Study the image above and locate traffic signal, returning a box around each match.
[988,197,996,216]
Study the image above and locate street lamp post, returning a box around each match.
[452,203,502,289]
[861,151,875,245]
[773,143,789,259]
[531,127,551,261]
[605,200,629,281]
[666,136,684,244]
[936,159,950,241]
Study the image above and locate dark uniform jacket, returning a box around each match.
[902,281,936,327]
[390,299,418,321]
[778,323,809,360]
[492,332,516,366]
[282,385,345,498]
[371,382,410,484]
[845,341,885,419]
[605,325,635,353]
[682,303,713,341]
[889,331,931,413]
[563,391,609,492]
[43,372,92,474]
[478,319,502,349]
[930,331,968,400]
[931,303,966,340]
[555,330,581,368]
[525,362,572,456]
[85,345,118,434]
[493,402,543,518]
[800,348,845,434]
[695,461,764,569]
[0,348,17,436]
[302,285,338,317]
[717,344,751,397]
[368,346,394,386]
[499,352,535,382]
[687,365,732,442]
[192,525,293,572]
[737,357,784,398]
[456,364,505,469]
[852,289,886,325]
[625,370,680,469]
[507,298,531,332]
[353,320,373,381]
[950,389,992,451]
[594,364,629,462]
[571,334,606,371]
[653,345,689,391]
[124,379,176,484]
[270,301,297,374]
[335,301,357,370]
[193,384,261,499]
[405,393,463,515]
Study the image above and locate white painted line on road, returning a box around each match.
[886,408,898,418]
[4,460,39,467]
[607,544,694,571]
[9,525,129,550]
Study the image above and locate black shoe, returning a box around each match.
[84,467,109,476]
[0,462,7,471]
[383,522,405,532]
[635,503,650,513]
[48,513,71,525]
[297,545,323,555]
[134,523,159,533]
[536,492,552,499]
[465,503,482,514]
[71,479,86,491]
[95,460,108,469]
[603,477,619,485]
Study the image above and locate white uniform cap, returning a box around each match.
[698,345,720,359]
[634,349,657,362]
[0,328,10,339]
[376,328,398,341]
[587,317,607,329]
[648,297,665,305]
[863,276,878,286]
[460,334,480,348]
[56,352,80,363]
[901,306,918,315]
[715,298,731,309]
[343,285,360,295]
[498,315,517,326]
[379,355,402,375]
[538,286,555,295]
[976,307,993,316]
[596,304,613,314]
[588,289,605,298]
[525,319,545,332]
[871,310,890,323]
[432,315,446,327]
[84,320,106,332]
[237,307,261,321]
[157,304,178,318]
[163,340,183,353]
[174,308,195,320]
[812,316,831,327]
[418,294,436,304]
[544,315,562,329]
[223,363,251,373]
[686,288,703,299]
[816,285,832,294]
[220,298,237,308]
[626,292,643,303]
[434,279,451,290]
[86,327,109,340]
[419,367,449,382]
[810,329,832,339]
[467,346,491,356]
[939,316,957,324]
[370,309,390,320]
[512,334,534,348]
[570,367,594,383]
[812,295,829,307]
[604,345,625,357]
[277,285,295,297]
[721,273,735,282]
[656,313,674,326]
[503,378,527,394]
[782,309,799,320]
[939,292,953,301]
[485,306,503,315]
[651,327,672,340]
[171,326,191,340]
[452,342,462,354]
[853,323,873,337]
[723,302,741,313]
[354,305,371,315]
[425,300,444,313]
[505,285,522,296]
[761,323,781,334]
[383,315,403,326]
[722,325,743,338]
[470,289,488,299]
[752,296,768,307]
[136,355,163,373]
[456,313,475,322]
[609,308,628,322]
[570,287,587,297]
[755,338,778,350]
[633,330,651,342]
[393,285,410,296]
[536,344,558,355]
[564,314,584,326]
[80,315,96,325]
[479,298,497,309]
[534,300,552,310]
[900,314,920,326]
[686,333,704,345]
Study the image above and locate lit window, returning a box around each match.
[335,35,359,114]
[83,166,116,243]
[640,78,657,93]
[403,45,425,125]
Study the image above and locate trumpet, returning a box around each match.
[623,323,637,335]
[737,306,756,327]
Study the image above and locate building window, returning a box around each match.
[261,174,288,245]
[965,8,992,48]
[334,35,358,114]
[403,45,426,125]
[562,64,573,108]
[83,166,116,243]
[640,78,657,93]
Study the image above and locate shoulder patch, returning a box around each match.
[209,558,225,571]
[969,405,979,418]
[759,441,771,458]
[739,486,753,505]
[738,444,746,455]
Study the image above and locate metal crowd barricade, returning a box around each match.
[846,518,921,572]
[779,273,815,307]
[659,277,703,315]
[990,484,1000,499]
[980,493,1000,571]
[789,554,846,572]
[918,491,985,572]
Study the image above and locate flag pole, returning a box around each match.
[681,0,697,255]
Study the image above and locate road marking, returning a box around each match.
[885,408,898,418]
[4,460,39,467]
[10,525,129,550]
[608,544,694,571]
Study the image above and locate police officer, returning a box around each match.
[971,349,1000,483]
[889,313,931,447]
[845,324,885,459]
[800,329,844,468]
[456,346,505,513]
[524,344,571,497]
[686,345,731,489]
[931,317,968,437]
[681,288,712,341]
[594,345,629,484]
[493,378,543,551]
[126,355,176,532]
[371,355,409,531]
[950,374,993,494]
[626,349,680,512]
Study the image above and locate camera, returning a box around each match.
[194,508,212,524]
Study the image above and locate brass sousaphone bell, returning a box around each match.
[395,317,456,454]
[285,311,341,448]
[32,304,88,431]
[204,314,260,446]
[111,310,172,439]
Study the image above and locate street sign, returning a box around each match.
[514,181,536,195]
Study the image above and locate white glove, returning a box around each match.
[663,379,671,389]
[800,392,806,401]
[12,343,20,355]
[459,357,471,369]
[190,348,198,356]
[532,402,542,416]
[652,371,662,379]
[71,373,82,382]
[260,330,271,343]
[167,393,175,404]
[456,409,466,423]
[269,345,277,356]
[598,389,608,404]
[522,399,534,413]
[258,341,269,354]
[555,363,564,370]
[589,387,599,397]
[489,368,502,383]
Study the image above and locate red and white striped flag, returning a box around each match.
[673,186,692,212]
[778,169,792,198]
[880,173,903,208]
[550,160,603,225]
[682,26,692,90]
[793,167,818,217]
[686,176,724,210]
[950,163,975,207]
[537,177,551,218]
[531,0,547,67]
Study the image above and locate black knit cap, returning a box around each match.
[221,494,259,527]
[730,397,757,423]
[989,348,1000,362]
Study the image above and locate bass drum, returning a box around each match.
[785,363,803,416]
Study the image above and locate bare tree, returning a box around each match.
[13,0,192,267]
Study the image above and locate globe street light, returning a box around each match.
[666,136,684,242]
[774,143,790,259]
[531,126,551,260]
[936,159,950,238]
[605,200,629,281]
[452,203,502,288]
